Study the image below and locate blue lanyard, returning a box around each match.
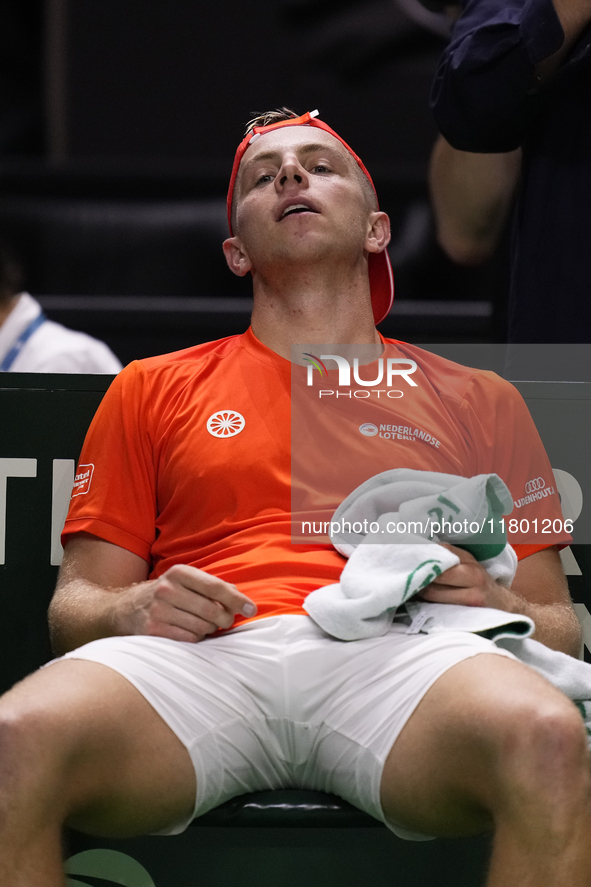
[0,312,47,371]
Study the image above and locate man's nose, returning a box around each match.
[275,159,308,190]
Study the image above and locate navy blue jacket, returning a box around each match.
[431,0,591,343]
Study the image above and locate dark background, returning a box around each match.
[0,0,509,364]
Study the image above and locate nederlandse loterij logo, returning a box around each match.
[359,423,379,437]
[206,410,245,438]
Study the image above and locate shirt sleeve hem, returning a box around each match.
[513,541,569,560]
[61,517,152,563]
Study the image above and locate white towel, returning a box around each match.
[304,469,517,640]
[329,468,512,556]
[303,468,591,747]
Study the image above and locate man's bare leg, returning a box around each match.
[381,654,591,886]
[0,660,197,887]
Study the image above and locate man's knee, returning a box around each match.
[491,692,590,796]
[0,661,129,805]
[0,685,79,832]
[0,660,197,837]
[437,656,590,783]
[0,681,66,763]
[0,703,43,768]
[382,655,590,829]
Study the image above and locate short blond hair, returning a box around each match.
[244,107,300,137]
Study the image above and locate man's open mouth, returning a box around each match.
[278,202,319,220]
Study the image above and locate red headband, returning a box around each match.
[226,110,394,325]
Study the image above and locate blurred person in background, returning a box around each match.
[0,239,122,373]
[427,0,591,344]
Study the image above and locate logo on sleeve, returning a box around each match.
[206,410,245,438]
[525,477,545,494]
[514,476,555,508]
[72,463,94,496]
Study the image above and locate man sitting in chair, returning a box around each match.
[0,109,588,887]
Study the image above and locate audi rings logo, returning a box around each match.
[359,423,379,437]
[525,477,546,494]
[207,410,245,438]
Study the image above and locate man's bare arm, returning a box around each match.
[536,0,591,81]
[49,533,257,656]
[429,135,521,265]
[430,0,591,265]
[420,546,581,657]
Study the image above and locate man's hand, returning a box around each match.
[115,564,257,643]
[417,544,581,658]
[49,534,257,654]
[417,544,517,611]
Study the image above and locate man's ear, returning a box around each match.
[365,211,391,255]
[223,236,253,277]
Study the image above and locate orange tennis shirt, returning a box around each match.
[62,328,566,628]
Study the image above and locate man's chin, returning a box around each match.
[253,237,355,270]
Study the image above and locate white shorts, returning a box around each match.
[54,614,516,840]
